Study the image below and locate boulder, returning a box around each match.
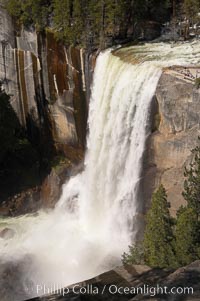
[0,227,15,239]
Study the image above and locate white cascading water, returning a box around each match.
[1,42,200,301]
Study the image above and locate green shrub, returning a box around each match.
[122,242,145,265]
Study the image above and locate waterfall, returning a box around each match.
[1,42,200,301]
[57,50,162,246]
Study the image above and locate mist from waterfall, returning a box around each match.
[1,42,200,301]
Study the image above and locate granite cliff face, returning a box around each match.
[144,69,200,215]
[0,6,96,212]
[0,6,93,152]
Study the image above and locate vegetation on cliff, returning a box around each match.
[2,0,51,30]
[123,140,200,269]
[2,0,172,47]
[2,0,200,47]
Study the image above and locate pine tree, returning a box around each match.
[4,0,50,29]
[182,139,200,218]
[52,0,73,44]
[146,0,171,22]
[143,185,176,268]
[176,139,200,265]
[72,0,84,45]
[87,0,104,46]
[21,0,50,29]
[115,0,132,38]
[3,0,22,19]
[175,206,200,266]
[3,0,173,47]
[104,0,116,37]
[122,242,145,265]
[184,0,200,23]
[172,0,177,17]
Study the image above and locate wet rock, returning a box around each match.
[0,227,15,239]
[0,187,41,217]
[40,156,84,208]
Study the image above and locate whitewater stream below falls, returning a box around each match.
[1,42,200,301]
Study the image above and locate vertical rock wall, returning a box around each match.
[144,71,200,215]
[0,8,21,120]
[0,6,91,153]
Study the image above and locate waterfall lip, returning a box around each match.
[113,41,200,69]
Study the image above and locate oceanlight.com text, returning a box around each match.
[34,283,194,297]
